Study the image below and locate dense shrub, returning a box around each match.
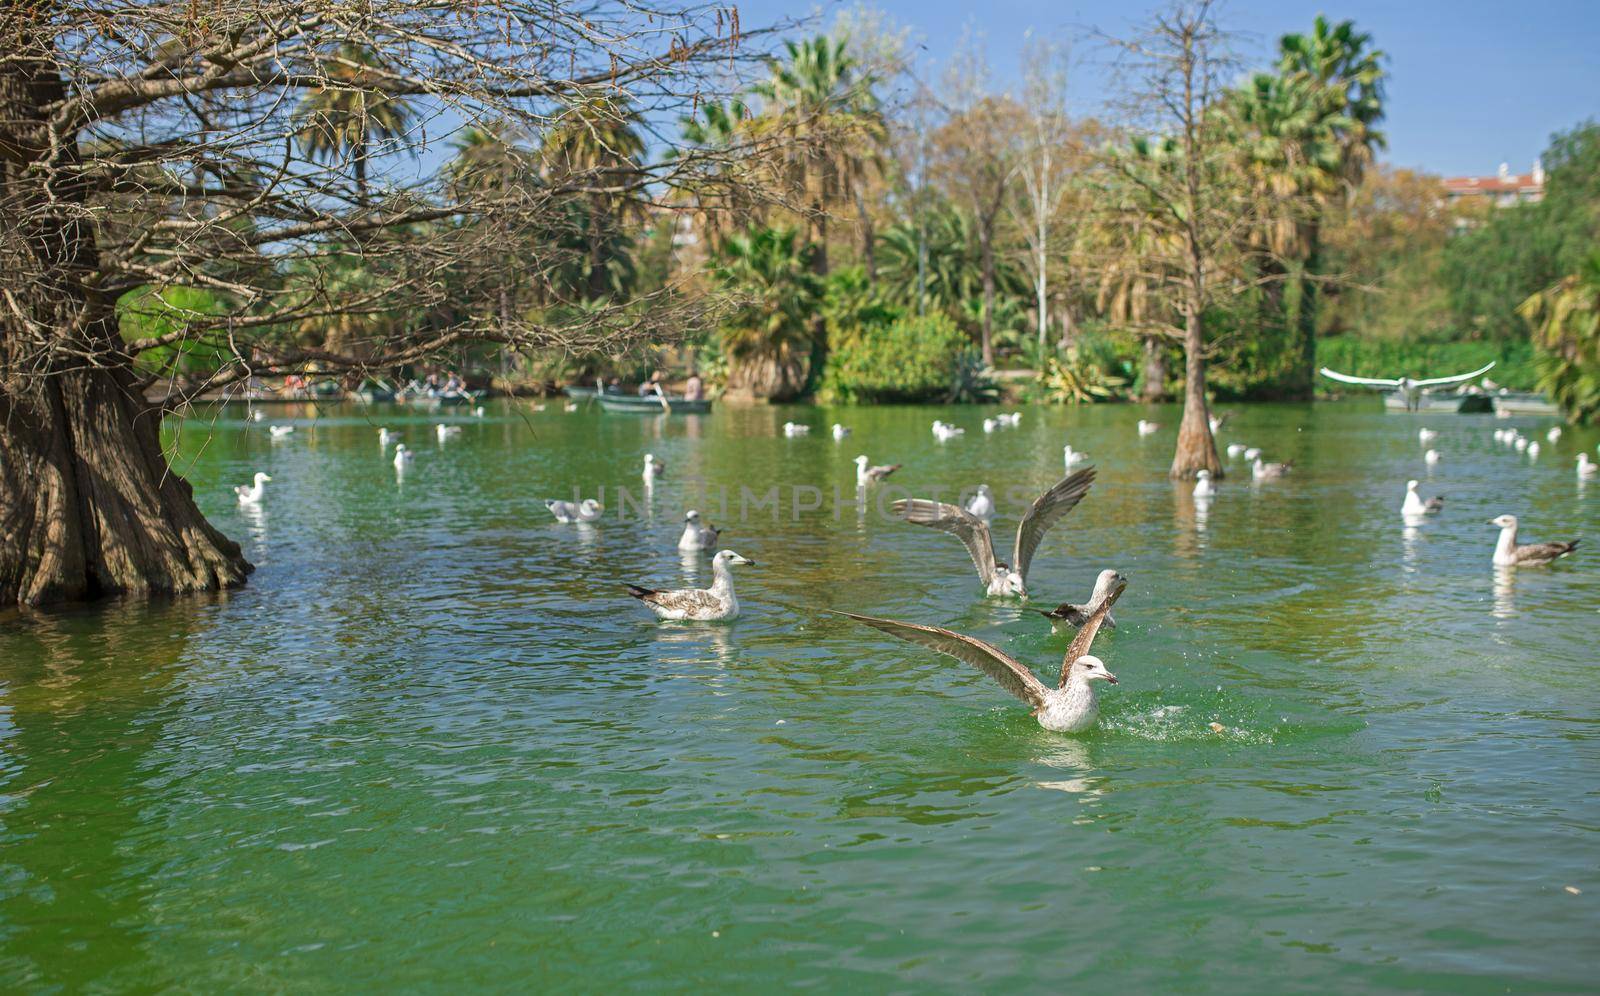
[819,313,973,404]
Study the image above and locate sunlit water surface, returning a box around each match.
[1,400,1596,991]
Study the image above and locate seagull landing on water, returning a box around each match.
[838,575,1127,733]
[855,455,901,486]
[1137,420,1160,436]
[1209,412,1231,434]
[1193,470,1216,498]
[1038,568,1123,633]
[1578,454,1598,480]
[1252,456,1292,480]
[546,497,603,523]
[832,423,851,441]
[1402,480,1444,517]
[677,510,721,550]
[1319,361,1496,411]
[893,466,1096,599]
[965,485,995,522]
[626,550,753,620]
[1489,514,1579,567]
[235,472,271,505]
[268,425,294,438]
[1063,445,1087,469]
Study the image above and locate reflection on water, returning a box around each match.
[0,400,1596,991]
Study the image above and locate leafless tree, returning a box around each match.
[0,0,780,607]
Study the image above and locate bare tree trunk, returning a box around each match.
[0,39,251,607]
[854,188,876,286]
[1170,291,1222,479]
[1140,337,1169,402]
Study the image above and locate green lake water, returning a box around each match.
[1,400,1597,991]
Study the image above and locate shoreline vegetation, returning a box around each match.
[3,0,1597,606]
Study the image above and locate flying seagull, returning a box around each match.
[1038,567,1123,632]
[893,466,1096,598]
[1319,362,1495,412]
[1488,515,1579,567]
[837,574,1127,733]
[626,549,754,620]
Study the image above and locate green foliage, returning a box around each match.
[819,313,976,404]
[1316,335,1539,392]
[1519,252,1600,423]
[1032,347,1128,404]
[716,226,822,399]
[117,286,231,377]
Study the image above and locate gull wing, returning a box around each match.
[1411,361,1496,388]
[1057,578,1127,687]
[1013,466,1097,582]
[1318,367,1401,388]
[893,499,999,586]
[836,612,1048,709]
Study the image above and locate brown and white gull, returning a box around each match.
[893,466,1096,598]
[838,575,1127,732]
[677,510,721,550]
[1488,515,1579,567]
[626,549,754,620]
[855,455,901,486]
[1038,567,1122,632]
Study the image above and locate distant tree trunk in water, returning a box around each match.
[0,55,250,606]
[1140,337,1169,402]
[1170,295,1223,479]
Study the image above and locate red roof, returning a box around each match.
[1442,174,1541,195]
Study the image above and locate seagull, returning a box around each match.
[268,425,294,438]
[1252,457,1292,480]
[1402,480,1444,516]
[965,484,995,522]
[1514,436,1529,453]
[435,423,462,441]
[1418,428,1438,444]
[855,455,901,486]
[564,402,579,412]
[378,427,398,446]
[473,406,486,418]
[643,453,665,481]
[1243,447,1262,462]
[1578,454,1598,480]
[1038,568,1123,632]
[837,575,1127,733]
[393,444,413,469]
[533,404,547,412]
[1137,420,1160,436]
[933,421,965,441]
[1488,514,1579,567]
[626,549,754,620]
[998,412,1023,427]
[234,472,271,504]
[1209,412,1231,434]
[983,417,998,434]
[1548,426,1563,443]
[1193,469,1216,498]
[1226,443,1246,459]
[1063,445,1087,469]
[783,422,811,437]
[677,509,721,550]
[546,497,603,524]
[832,423,851,440]
[1425,449,1441,465]
[1527,442,1541,460]
[893,466,1095,599]
[250,410,265,422]
[1318,362,1496,411]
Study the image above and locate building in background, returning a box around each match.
[1442,161,1545,207]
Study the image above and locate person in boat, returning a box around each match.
[684,372,704,402]
[443,371,465,395]
[638,371,664,397]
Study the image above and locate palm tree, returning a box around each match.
[1519,252,1600,423]
[293,44,414,200]
[876,204,986,318]
[541,96,647,300]
[715,226,823,401]
[448,124,535,195]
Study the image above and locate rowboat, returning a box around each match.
[1381,389,1492,414]
[1493,392,1560,416]
[597,393,713,414]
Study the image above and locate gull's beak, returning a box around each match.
[1104,672,1119,684]
[1485,519,1497,526]
[735,556,755,566]
[263,476,273,482]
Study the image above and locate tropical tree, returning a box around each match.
[715,227,823,401]
[1519,253,1600,424]
[876,204,986,318]
[293,44,415,200]
[541,96,649,299]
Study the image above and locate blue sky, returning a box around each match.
[734,0,1600,176]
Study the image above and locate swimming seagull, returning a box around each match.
[1488,514,1579,567]
[1226,443,1246,459]
[983,418,998,434]
[1547,426,1563,443]
[378,428,398,447]
[855,455,901,486]
[1318,362,1496,411]
[1137,420,1160,436]
[932,421,965,441]
[1527,442,1541,460]
[393,444,414,469]
[1425,449,1441,465]
[783,422,811,437]
[837,575,1127,733]
[435,423,462,441]
[235,472,271,504]
[1193,469,1216,497]
[1038,568,1123,632]
[965,485,995,523]
[832,423,851,440]
[1243,447,1262,462]
[677,510,721,550]
[1418,428,1438,444]
[473,406,486,418]
[1578,454,1598,479]
[998,412,1023,427]
[1514,436,1529,453]
[892,466,1096,599]
[1252,456,1292,480]
[1063,445,1087,469]
[643,453,665,481]
[1402,480,1444,516]
[268,425,295,438]
[1209,412,1231,434]
[564,402,579,412]
[626,549,754,620]
[546,497,603,523]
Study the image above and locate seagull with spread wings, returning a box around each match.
[1318,362,1495,411]
[837,574,1127,732]
[892,466,1095,598]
